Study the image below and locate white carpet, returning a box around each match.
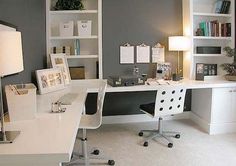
[73,119,236,166]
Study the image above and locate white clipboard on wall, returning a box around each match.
[136,43,150,63]
[120,43,134,64]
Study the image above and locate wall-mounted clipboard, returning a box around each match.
[120,43,134,64]
[136,43,150,63]
[152,43,165,63]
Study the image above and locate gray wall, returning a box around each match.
[103,0,183,77]
[0,0,46,87]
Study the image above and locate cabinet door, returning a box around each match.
[232,88,236,121]
[211,88,234,123]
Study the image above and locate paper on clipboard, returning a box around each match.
[152,43,165,63]
[136,44,150,63]
[120,43,134,64]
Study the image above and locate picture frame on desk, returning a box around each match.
[50,53,71,85]
[36,68,65,94]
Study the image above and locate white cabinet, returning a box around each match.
[212,87,236,123]
[46,0,103,79]
[182,0,235,79]
[191,87,236,134]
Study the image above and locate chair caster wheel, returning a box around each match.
[168,143,173,148]
[139,132,143,136]
[108,159,115,165]
[143,141,148,147]
[175,134,180,139]
[92,149,99,155]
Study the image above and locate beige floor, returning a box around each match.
[72,119,236,166]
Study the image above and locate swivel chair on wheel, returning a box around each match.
[138,86,186,148]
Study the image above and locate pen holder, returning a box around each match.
[5,83,37,122]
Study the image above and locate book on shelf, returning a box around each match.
[197,21,231,37]
[215,0,231,14]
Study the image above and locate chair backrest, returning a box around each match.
[94,80,107,127]
[154,86,186,117]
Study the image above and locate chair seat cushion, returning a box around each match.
[140,103,155,116]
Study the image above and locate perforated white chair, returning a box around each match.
[65,81,115,166]
[138,86,186,148]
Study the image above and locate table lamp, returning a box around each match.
[0,31,24,144]
[168,36,190,79]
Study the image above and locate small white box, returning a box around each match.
[77,20,92,36]
[5,84,37,122]
[60,21,74,37]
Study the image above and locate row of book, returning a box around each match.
[215,0,231,14]
[197,21,231,37]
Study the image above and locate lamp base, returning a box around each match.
[0,131,20,144]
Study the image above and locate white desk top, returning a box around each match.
[0,85,88,165]
[1,78,236,165]
[104,79,236,93]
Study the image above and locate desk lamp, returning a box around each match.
[0,31,24,144]
[168,36,190,79]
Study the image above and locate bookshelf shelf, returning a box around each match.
[183,0,235,80]
[193,36,232,40]
[46,0,103,79]
[49,35,98,40]
[50,10,98,14]
[193,12,232,17]
[193,54,224,57]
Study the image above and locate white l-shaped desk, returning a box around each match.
[1,79,236,166]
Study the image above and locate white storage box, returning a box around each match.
[5,84,37,122]
[77,20,92,36]
[60,21,74,37]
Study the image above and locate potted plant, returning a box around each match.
[221,46,236,81]
[54,0,84,10]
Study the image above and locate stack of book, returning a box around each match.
[198,21,231,37]
[215,0,231,14]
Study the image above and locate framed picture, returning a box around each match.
[36,68,65,94]
[50,53,71,85]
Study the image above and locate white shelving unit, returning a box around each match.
[46,0,103,79]
[182,0,235,79]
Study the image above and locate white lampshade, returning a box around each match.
[168,36,190,51]
[0,31,24,77]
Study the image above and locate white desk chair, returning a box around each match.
[65,81,115,166]
[138,86,186,148]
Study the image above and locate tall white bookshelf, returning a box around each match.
[46,0,103,79]
[182,0,235,79]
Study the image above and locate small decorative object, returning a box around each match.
[156,63,172,80]
[51,46,71,56]
[51,101,66,113]
[54,0,84,10]
[50,53,71,85]
[77,20,92,37]
[221,47,236,81]
[36,68,65,94]
[74,39,80,55]
[60,21,74,37]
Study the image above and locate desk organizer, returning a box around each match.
[5,83,37,122]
